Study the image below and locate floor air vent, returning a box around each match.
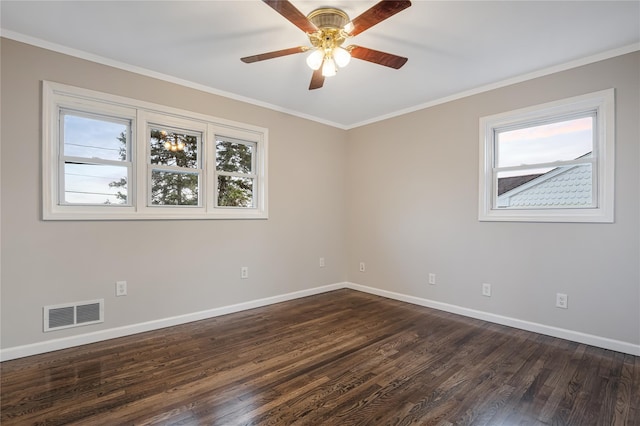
[44,299,104,332]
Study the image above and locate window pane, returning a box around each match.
[216,139,254,173]
[151,170,199,206]
[63,113,128,161]
[149,128,199,169]
[64,163,128,204]
[217,176,254,207]
[496,116,593,167]
[496,163,593,209]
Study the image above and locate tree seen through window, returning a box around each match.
[216,139,255,208]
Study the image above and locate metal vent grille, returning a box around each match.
[48,306,74,329]
[44,299,104,332]
[77,303,100,324]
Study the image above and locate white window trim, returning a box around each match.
[42,81,268,220]
[478,89,615,223]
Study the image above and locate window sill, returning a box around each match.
[43,207,268,221]
[478,207,613,223]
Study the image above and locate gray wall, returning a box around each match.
[1,38,638,353]
[1,39,348,349]
[346,52,639,346]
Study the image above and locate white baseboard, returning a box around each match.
[2,281,638,361]
[0,283,344,362]
[345,282,640,356]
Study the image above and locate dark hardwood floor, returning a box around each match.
[1,289,638,425]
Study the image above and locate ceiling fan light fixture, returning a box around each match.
[306,48,324,70]
[333,46,351,68]
[322,57,337,77]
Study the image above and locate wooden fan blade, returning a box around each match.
[348,1,411,37]
[241,46,308,63]
[309,68,325,90]
[348,45,408,69]
[263,0,318,33]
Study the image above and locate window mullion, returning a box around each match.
[494,157,596,174]
[57,112,66,206]
[217,171,256,179]
[205,124,215,212]
[135,111,148,212]
[150,164,203,174]
[62,156,129,168]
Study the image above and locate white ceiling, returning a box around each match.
[2,1,639,129]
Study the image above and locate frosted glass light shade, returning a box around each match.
[333,47,351,68]
[322,57,337,77]
[306,49,324,70]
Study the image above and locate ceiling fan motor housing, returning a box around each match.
[306,8,350,49]
[307,8,349,29]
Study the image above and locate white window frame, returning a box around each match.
[43,81,268,220]
[478,89,615,223]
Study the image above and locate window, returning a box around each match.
[60,110,132,205]
[146,123,203,207]
[43,81,268,220]
[478,89,614,222]
[216,137,256,208]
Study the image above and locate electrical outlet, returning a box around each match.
[428,273,436,285]
[241,266,249,279]
[359,262,365,272]
[116,281,127,296]
[482,283,491,297]
[319,257,325,268]
[556,293,568,309]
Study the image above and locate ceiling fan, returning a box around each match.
[241,0,412,90]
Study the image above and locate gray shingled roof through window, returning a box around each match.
[497,164,592,208]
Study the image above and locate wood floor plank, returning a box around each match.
[611,354,636,425]
[1,289,638,425]
[630,354,640,425]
